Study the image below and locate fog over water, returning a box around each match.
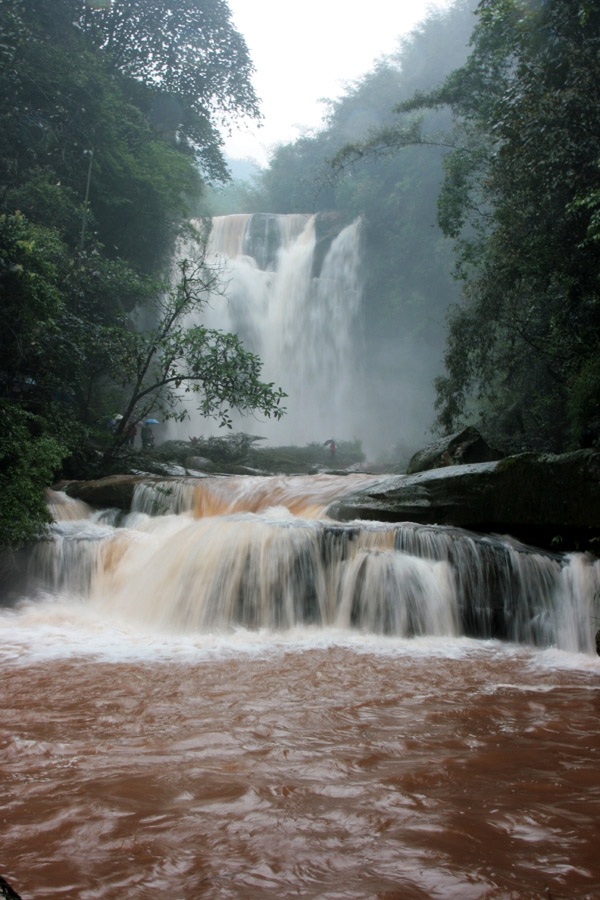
[172,213,370,449]
[170,209,446,458]
[185,2,479,458]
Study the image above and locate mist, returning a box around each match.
[171,211,447,461]
[179,0,479,460]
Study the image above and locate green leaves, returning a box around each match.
[77,0,260,171]
[415,0,600,450]
[0,402,66,549]
[105,255,286,446]
[0,213,64,381]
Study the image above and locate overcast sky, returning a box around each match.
[222,0,453,165]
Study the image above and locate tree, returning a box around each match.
[0,213,64,393]
[398,0,600,450]
[0,402,66,549]
[107,254,286,448]
[0,2,205,272]
[76,0,260,180]
[0,0,270,549]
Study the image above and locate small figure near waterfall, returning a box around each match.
[324,438,336,460]
[141,421,155,450]
[126,420,137,446]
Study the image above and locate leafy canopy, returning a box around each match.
[107,254,287,450]
[428,0,600,449]
[0,0,271,549]
[333,0,600,450]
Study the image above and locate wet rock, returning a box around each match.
[57,474,165,510]
[185,455,218,472]
[0,875,23,900]
[407,426,503,474]
[217,464,267,476]
[328,449,600,552]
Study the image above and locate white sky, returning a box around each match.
[223,0,453,165]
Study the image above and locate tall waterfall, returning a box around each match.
[177,213,364,446]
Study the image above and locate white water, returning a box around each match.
[11,477,600,660]
[172,213,364,447]
[3,478,600,900]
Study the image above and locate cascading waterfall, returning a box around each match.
[24,477,600,654]
[4,475,600,900]
[175,213,364,445]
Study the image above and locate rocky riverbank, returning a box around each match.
[327,449,600,553]
[53,446,600,555]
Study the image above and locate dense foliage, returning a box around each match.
[0,402,66,550]
[339,0,600,451]
[424,0,600,451]
[72,0,260,181]
[0,0,282,548]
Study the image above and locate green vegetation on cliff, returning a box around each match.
[331,0,600,453]
[0,0,281,549]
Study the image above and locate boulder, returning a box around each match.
[185,455,218,472]
[407,427,503,474]
[57,474,169,510]
[0,874,23,900]
[328,449,600,552]
[219,464,268,476]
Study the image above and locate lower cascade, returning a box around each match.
[3,474,600,900]
[22,474,600,654]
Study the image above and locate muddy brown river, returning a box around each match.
[1,475,599,899]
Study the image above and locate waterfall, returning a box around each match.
[175,213,364,446]
[5,479,600,900]
[21,477,600,654]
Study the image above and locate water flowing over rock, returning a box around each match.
[3,471,600,899]
[17,474,600,654]
[329,449,600,550]
[57,474,158,510]
[173,212,364,446]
